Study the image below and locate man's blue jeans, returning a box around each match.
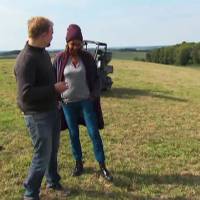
[62,99,105,163]
[23,109,61,198]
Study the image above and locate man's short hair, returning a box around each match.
[28,16,53,39]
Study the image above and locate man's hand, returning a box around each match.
[54,82,68,94]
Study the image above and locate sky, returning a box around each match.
[0,0,199,50]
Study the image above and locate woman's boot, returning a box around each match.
[72,160,83,176]
[99,162,113,181]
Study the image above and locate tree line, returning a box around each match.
[146,42,200,66]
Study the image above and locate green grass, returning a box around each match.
[1,58,200,199]
[112,51,146,61]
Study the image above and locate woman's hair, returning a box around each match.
[28,16,53,39]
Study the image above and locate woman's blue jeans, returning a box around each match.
[62,99,105,163]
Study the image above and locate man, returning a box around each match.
[14,17,69,200]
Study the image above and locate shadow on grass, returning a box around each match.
[69,188,189,200]
[59,170,195,200]
[113,170,200,188]
[102,88,188,102]
[41,170,194,200]
[0,145,4,151]
[82,167,95,175]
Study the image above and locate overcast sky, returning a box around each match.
[0,0,199,50]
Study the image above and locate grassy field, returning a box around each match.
[1,58,200,200]
[111,51,146,61]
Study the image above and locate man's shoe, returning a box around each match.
[99,163,113,181]
[72,160,84,176]
[46,182,63,191]
[24,196,40,200]
[46,182,70,197]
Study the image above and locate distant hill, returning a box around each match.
[0,50,61,59]
[109,46,167,52]
[0,50,20,58]
[0,50,20,55]
[0,46,167,60]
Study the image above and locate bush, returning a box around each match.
[146,42,196,66]
[175,45,192,66]
[192,43,200,64]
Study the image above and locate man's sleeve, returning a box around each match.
[18,58,56,103]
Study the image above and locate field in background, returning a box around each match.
[1,58,200,199]
[111,51,146,61]
[0,50,147,61]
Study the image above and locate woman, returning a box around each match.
[53,24,113,181]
